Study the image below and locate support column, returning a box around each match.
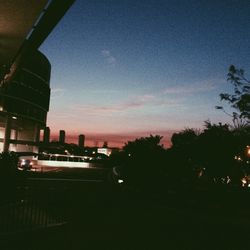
[35,124,40,143]
[34,124,40,153]
[3,115,11,152]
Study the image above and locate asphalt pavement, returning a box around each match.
[1,172,250,250]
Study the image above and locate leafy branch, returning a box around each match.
[216,65,250,128]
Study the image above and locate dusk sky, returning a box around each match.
[40,0,250,148]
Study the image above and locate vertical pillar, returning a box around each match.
[35,124,40,143]
[33,124,40,153]
[3,115,11,152]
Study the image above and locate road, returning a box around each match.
[1,172,250,249]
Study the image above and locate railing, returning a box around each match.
[0,186,68,237]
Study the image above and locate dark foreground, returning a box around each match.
[1,174,250,250]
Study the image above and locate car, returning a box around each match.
[18,159,33,171]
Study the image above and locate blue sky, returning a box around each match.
[40,0,250,147]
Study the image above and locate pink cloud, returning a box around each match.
[71,94,156,115]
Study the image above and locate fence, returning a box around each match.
[0,185,68,237]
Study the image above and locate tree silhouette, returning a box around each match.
[197,122,234,180]
[168,122,247,186]
[121,135,167,190]
[168,129,200,186]
[103,141,108,148]
[216,65,250,128]
[171,128,199,149]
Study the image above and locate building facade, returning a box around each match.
[0,50,51,152]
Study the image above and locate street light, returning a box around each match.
[247,146,250,156]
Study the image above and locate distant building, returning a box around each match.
[97,147,112,156]
[78,134,85,148]
[0,50,51,152]
[59,130,65,144]
[43,126,50,144]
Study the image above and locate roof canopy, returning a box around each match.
[0,0,75,67]
[0,0,49,66]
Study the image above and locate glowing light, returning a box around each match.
[234,155,243,161]
[242,178,247,187]
[118,179,124,184]
[12,116,17,119]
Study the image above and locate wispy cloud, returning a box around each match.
[70,94,183,116]
[154,98,185,108]
[47,111,77,122]
[71,94,156,115]
[51,88,66,98]
[163,82,216,95]
[87,89,120,94]
[101,49,116,65]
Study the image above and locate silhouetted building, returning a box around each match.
[59,130,65,144]
[78,134,85,148]
[0,50,51,152]
[43,126,50,144]
[0,1,75,152]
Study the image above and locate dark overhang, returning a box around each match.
[0,0,75,68]
[0,0,49,66]
[27,0,76,51]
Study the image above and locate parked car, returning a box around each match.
[18,159,33,171]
